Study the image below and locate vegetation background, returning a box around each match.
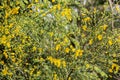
[0,0,120,80]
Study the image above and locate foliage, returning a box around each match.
[0,0,120,80]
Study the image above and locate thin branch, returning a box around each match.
[108,0,114,30]
[67,69,74,80]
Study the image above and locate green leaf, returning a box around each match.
[94,66,108,78]
[10,1,14,7]
[23,0,28,4]
[20,1,26,9]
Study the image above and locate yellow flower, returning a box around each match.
[57,4,61,10]
[108,40,113,46]
[38,48,43,53]
[0,61,4,65]
[72,48,75,52]
[3,51,8,59]
[68,77,71,80]
[32,46,37,51]
[48,57,62,68]
[11,53,15,56]
[112,63,119,73]
[25,63,29,65]
[35,0,39,3]
[5,28,10,34]
[36,71,41,76]
[89,39,93,45]
[115,65,119,73]
[112,63,117,69]
[53,59,61,68]
[61,8,72,20]
[5,11,9,19]
[83,17,91,22]
[9,23,14,28]
[52,0,55,2]
[47,56,54,64]
[10,7,20,15]
[0,6,3,9]
[70,45,75,52]
[49,32,54,37]
[81,33,85,38]
[82,25,87,31]
[53,73,57,80]
[116,4,120,12]
[93,8,96,13]
[75,49,84,58]
[29,10,33,13]
[97,35,102,40]
[65,48,70,53]
[109,69,113,73]
[56,59,61,68]
[56,44,61,51]
[1,35,7,44]
[22,39,25,43]
[64,37,69,43]
[52,5,57,10]
[103,24,108,30]
[40,57,44,62]
[86,64,90,69]
[30,69,34,75]
[81,13,86,16]
[6,42,10,48]
[62,61,66,67]
[2,67,8,75]
[11,58,16,62]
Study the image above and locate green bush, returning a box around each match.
[0,0,120,80]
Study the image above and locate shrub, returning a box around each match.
[0,0,120,80]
